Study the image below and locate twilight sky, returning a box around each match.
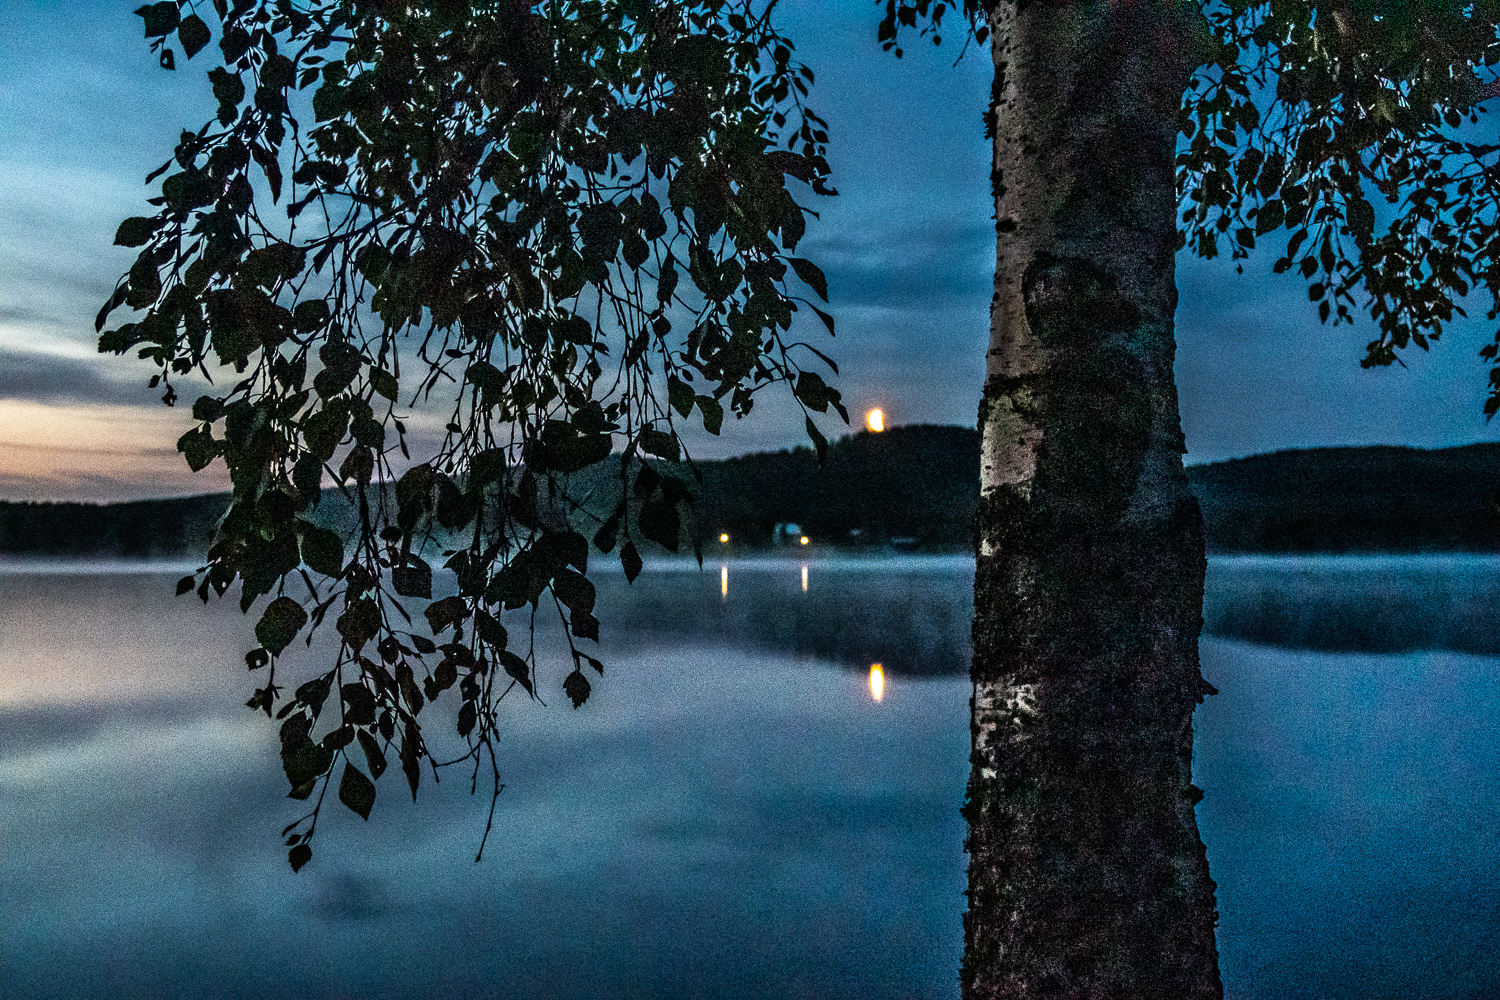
[2,0,1497,502]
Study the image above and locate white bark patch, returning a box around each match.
[980,391,1041,497]
[972,677,1037,779]
[978,392,1041,556]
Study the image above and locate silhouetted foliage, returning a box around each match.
[99,0,842,868]
[99,0,1500,898]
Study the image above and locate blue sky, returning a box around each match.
[2,0,1496,501]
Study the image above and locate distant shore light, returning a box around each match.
[799,535,809,546]
[869,663,885,702]
[866,408,885,433]
[719,532,729,543]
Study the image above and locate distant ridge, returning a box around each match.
[1190,442,1500,552]
[0,494,227,559]
[3,427,1498,556]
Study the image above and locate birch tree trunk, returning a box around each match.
[965,3,1223,997]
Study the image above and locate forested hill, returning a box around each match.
[1189,442,1500,552]
[3,426,1499,556]
[692,430,1500,552]
[0,493,229,559]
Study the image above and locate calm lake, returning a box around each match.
[3,555,1498,998]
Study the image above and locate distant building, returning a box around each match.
[771,522,802,546]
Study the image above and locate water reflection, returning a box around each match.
[1203,555,1500,654]
[595,557,973,677]
[5,559,1500,998]
[591,554,1500,679]
[0,579,971,1000]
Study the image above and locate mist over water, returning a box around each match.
[2,556,1499,998]
[1204,554,1500,655]
[598,553,1500,672]
[597,556,974,676]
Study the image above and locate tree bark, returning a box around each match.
[965,3,1222,998]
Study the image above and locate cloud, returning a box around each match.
[0,398,222,502]
[806,217,994,316]
[0,347,163,408]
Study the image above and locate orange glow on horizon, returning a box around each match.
[869,663,885,702]
[0,399,230,502]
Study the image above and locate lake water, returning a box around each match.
[2,555,1498,998]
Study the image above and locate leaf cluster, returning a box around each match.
[875,0,988,58]
[1181,2,1500,414]
[879,0,1500,414]
[102,0,844,869]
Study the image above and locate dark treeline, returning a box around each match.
[692,424,979,548]
[689,429,1500,552]
[0,494,227,558]
[3,426,1499,556]
[1191,443,1500,552]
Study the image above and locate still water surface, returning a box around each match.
[2,556,1498,998]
